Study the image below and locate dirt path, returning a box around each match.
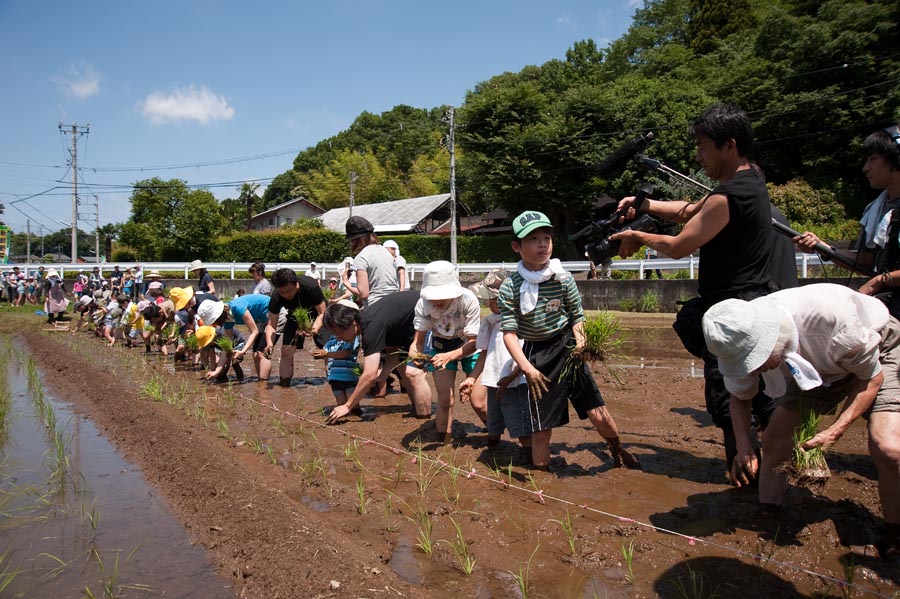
[17,315,900,598]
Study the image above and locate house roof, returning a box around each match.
[319,193,452,234]
[250,196,326,221]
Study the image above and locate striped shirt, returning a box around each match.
[498,271,584,341]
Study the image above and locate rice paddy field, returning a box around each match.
[0,305,897,598]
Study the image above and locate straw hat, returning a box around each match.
[146,270,162,279]
[189,259,205,272]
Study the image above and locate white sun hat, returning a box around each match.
[189,259,205,272]
[702,296,780,378]
[419,260,463,301]
[197,300,225,325]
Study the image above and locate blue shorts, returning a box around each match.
[487,385,533,439]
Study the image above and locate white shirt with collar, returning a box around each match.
[725,284,888,400]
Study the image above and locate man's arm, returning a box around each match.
[804,372,883,450]
[325,352,381,422]
[610,194,730,259]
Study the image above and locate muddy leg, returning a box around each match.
[586,406,640,469]
[531,430,552,469]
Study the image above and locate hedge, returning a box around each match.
[211,229,519,263]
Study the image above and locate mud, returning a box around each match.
[9,311,900,598]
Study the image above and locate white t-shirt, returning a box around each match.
[475,313,525,388]
[304,268,322,283]
[354,244,399,305]
[413,288,481,340]
[724,284,888,400]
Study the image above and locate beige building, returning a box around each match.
[248,197,326,231]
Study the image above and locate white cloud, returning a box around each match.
[140,85,235,125]
[627,0,643,9]
[53,61,101,99]
[557,11,576,31]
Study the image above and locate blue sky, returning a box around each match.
[0,0,639,236]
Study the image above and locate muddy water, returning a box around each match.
[0,345,232,598]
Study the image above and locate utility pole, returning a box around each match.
[59,122,89,264]
[445,107,458,264]
[26,220,31,263]
[40,225,44,257]
[94,195,100,262]
[349,171,358,218]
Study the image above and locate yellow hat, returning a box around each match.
[195,325,215,349]
[169,286,195,310]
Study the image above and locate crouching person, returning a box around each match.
[702,283,900,561]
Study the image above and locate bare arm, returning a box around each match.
[804,373,882,451]
[326,352,381,422]
[397,267,407,292]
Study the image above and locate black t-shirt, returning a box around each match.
[699,168,772,302]
[198,272,214,292]
[267,275,325,317]
[360,290,419,357]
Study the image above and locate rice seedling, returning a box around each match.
[839,555,856,599]
[248,400,259,422]
[140,377,166,403]
[410,503,434,555]
[85,546,152,598]
[503,507,530,542]
[790,406,830,485]
[413,447,440,497]
[670,563,718,599]
[510,543,540,599]
[356,475,367,514]
[265,444,277,465]
[216,336,235,356]
[271,415,287,437]
[244,435,263,454]
[441,517,476,575]
[183,333,200,353]
[321,287,333,302]
[621,538,635,584]
[754,528,780,578]
[582,312,625,362]
[214,416,231,440]
[0,550,21,595]
[222,384,237,410]
[550,511,577,558]
[350,363,364,378]
[162,323,179,343]
[291,306,313,334]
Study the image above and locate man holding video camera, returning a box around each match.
[610,103,778,477]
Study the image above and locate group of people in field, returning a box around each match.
[54,103,900,564]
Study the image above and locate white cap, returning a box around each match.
[383,240,399,251]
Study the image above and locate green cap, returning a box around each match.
[512,210,553,239]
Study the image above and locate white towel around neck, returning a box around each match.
[517,259,569,314]
[760,308,823,398]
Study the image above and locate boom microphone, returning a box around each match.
[594,131,655,176]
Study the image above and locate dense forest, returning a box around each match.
[102,0,900,260]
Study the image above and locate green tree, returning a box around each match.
[238,182,260,230]
[259,170,302,212]
[166,190,223,260]
[688,0,756,54]
[96,223,120,261]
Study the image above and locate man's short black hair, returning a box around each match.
[689,103,753,157]
[323,303,361,332]
[271,268,298,288]
[863,128,900,170]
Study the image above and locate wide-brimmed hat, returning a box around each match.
[345,216,375,240]
[512,210,553,239]
[420,260,463,301]
[136,300,151,312]
[46,268,59,278]
[76,295,94,309]
[337,299,359,310]
[197,300,225,326]
[195,326,215,349]
[470,268,509,300]
[146,270,162,278]
[702,297,780,379]
[169,286,194,310]
[189,259,205,272]
[148,281,163,291]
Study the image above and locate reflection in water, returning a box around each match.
[0,347,232,598]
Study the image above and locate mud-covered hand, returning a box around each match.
[458,377,475,403]
[325,404,351,424]
[523,366,550,401]
[263,345,274,360]
[730,451,758,487]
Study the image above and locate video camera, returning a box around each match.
[571,183,661,265]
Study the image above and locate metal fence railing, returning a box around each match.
[10,253,841,281]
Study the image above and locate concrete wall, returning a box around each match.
[162,277,854,312]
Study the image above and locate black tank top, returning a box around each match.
[698,168,773,302]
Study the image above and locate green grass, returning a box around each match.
[618,290,661,313]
